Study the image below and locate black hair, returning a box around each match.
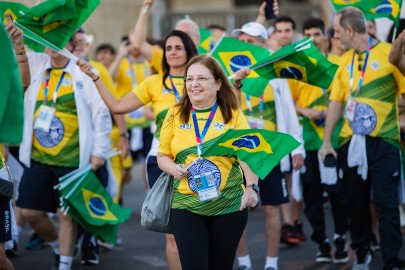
[95,43,116,55]
[206,24,226,31]
[302,17,325,34]
[162,30,198,90]
[274,16,296,30]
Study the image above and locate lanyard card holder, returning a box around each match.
[34,105,55,133]
[193,171,219,202]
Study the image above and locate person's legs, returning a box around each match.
[209,209,248,270]
[57,210,77,270]
[236,229,252,269]
[0,243,14,270]
[367,138,402,265]
[171,209,209,270]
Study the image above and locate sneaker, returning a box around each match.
[52,253,60,270]
[383,258,405,270]
[264,267,277,270]
[333,237,350,264]
[5,240,18,257]
[25,232,45,250]
[280,224,300,245]
[81,245,100,265]
[97,240,114,251]
[237,266,253,270]
[370,234,380,252]
[316,242,332,263]
[294,220,306,242]
[352,247,372,270]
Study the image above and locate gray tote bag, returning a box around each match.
[141,172,173,233]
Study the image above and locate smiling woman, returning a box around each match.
[157,55,260,270]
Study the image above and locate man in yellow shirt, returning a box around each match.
[320,7,405,270]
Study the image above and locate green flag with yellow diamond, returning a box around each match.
[0,0,100,51]
[201,129,300,179]
[330,0,403,27]
[198,28,216,55]
[59,169,132,227]
[210,36,271,97]
[250,39,339,90]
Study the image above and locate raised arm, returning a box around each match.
[389,29,405,75]
[131,0,154,62]
[6,14,30,91]
[77,59,144,114]
[108,41,131,80]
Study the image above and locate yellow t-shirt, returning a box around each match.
[115,57,151,97]
[330,41,405,148]
[240,84,276,131]
[31,69,80,167]
[159,105,250,216]
[132,73,184,139]
[151,46,163,74]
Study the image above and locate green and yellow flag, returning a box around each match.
[201,129,300,179]
[250,39,339,90]
[198,28,216,55]
[59,169,132,227]
[0,0,100,51]
[210,37,271,97]
[330,0,403,27]
[0,20,23,144]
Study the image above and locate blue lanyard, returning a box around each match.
[169,74,181,101]
[350,36,372,94]
[43,69,66,107]
[191,103,218,157]
[127,56,138,87]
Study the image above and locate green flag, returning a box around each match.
[201,129,300,179]
[198,28,216,55]
[330,0,403,27]
[59,170,132,226]
[250,39,339,90]
[210,36,271,97]
[0,0,100,51]
[0,20,23,144]
[61,199,119,244]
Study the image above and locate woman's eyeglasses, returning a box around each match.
[185,76,214,84]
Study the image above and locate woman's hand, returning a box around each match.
[240,188,259,210]
[76,59,99,81]
[170,163,188,180]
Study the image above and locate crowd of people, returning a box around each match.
[1,0,405,269]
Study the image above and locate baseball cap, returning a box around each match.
[232,22,268,40]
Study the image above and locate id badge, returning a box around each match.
[34,105,55,133]
[193,171,219,202]
[344,97,357,122]
[247,116,264,129]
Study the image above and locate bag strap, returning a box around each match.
[1,157,13,184]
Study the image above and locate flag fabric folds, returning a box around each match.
[198,28,216,55]
[0,20,23,144]
[250,39,339,90]
[0,0,100,51]
[56,166,132,244]
[210,36,271,97]
[201,129,301,179]
[330,0,403,27]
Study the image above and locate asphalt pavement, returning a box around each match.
[10,162,405,269]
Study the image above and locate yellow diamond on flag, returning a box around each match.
[274,60,308,82]
[82,188,118,222]
[217,51,262,78]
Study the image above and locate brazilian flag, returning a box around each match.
[198,28,216,55]
[250,39,339,90]
[0,19,23,144]
[201,129,300,179]
[57,168,132,243]
[0,0,100,51]
[331,0,403,27]
[211,37,271,97]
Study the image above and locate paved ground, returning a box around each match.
[9,162,405,269]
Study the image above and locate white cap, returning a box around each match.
[267,26,275,37]
[232,22,268,40]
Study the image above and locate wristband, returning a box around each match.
[92,76,100,82]
[120,132,129,138]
